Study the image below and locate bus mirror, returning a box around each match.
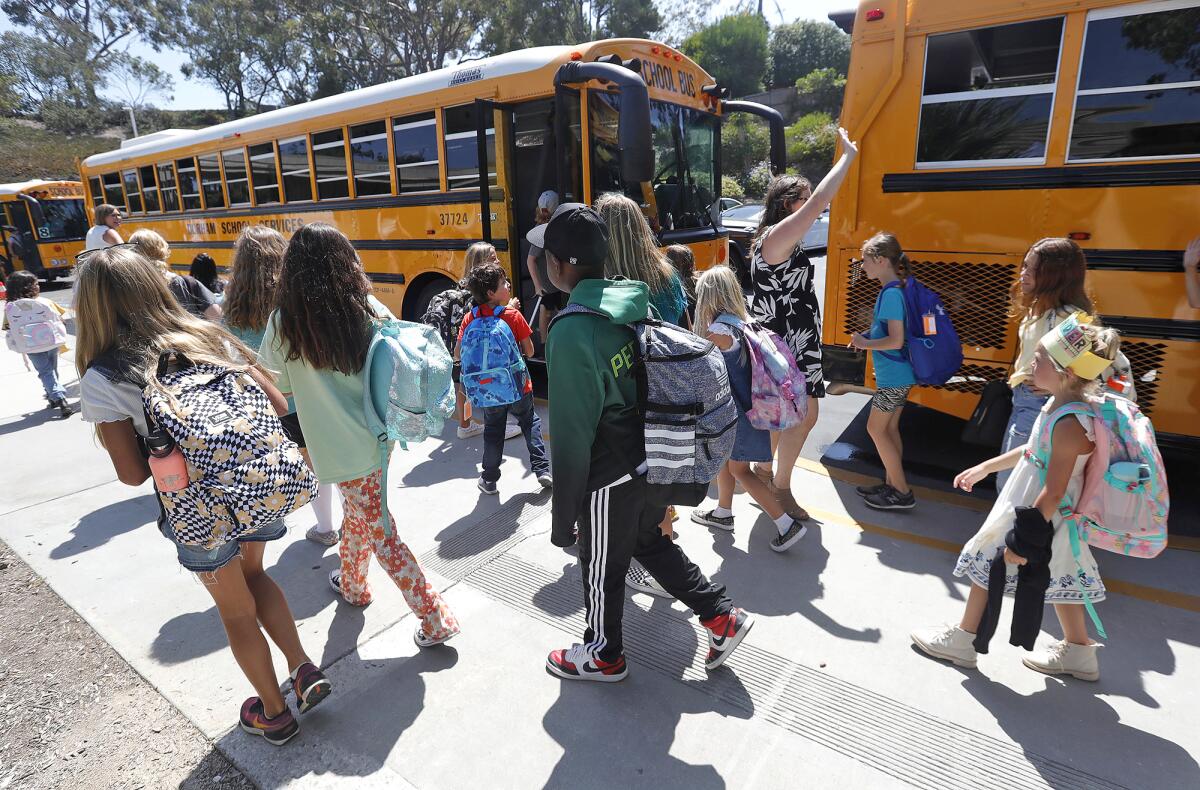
[555,60,654,183]
[623,58,642,74]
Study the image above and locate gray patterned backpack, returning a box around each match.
[554,304,737,507]
[144,351,318,549]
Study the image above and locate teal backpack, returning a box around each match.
[363,319,455,535]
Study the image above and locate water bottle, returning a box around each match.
[146,429,189,492]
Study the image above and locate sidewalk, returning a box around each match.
[1,344,1198,789]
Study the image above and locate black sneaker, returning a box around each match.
[477,477,498,495]
[864,485,916,511]
[54,398,76,417]
[855,482,888,497]
[769,520,808,552]
[690,508,734,531]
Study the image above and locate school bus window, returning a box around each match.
[177,157,202,210]
[139,164,161,212]
[1068,4,1200,161]
[198,154,226,208]
[350,120,391,197]
[392,112,439,193]
[443,104,495,189]
[249,142,281,205]
[222,148,251,206]
[39,199,88,239]
[589,92,638,200]
[916,17,1063,166]
[102,172,124,208]
[312,128,350,200]
[87,177,103,205]
[122,169,143,213]
[278,136,313,202]
[157,163,180,212]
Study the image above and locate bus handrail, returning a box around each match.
[721,101,786,175]
[555,61,653,183]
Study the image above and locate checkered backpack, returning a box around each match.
[144,351,317,549]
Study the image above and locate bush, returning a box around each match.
[39,99,109,135]
[721,175,745,200]
[743,161,773,200]
[769,20,850,87]
[720,113,771,184]
[794,68,846,117]
[786,111,838,183]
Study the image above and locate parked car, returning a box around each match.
[720,204,829,288]
[717,197,744,213]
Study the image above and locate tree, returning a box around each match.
[656,0,716,47]
[769,19,849,87]
[794,67,846,117]
[109,53,174,134]
[720,113,770,183]
[681,13,769,98]
[480,0,661,54]
[785,111,837,182]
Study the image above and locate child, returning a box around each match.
[455,260,551,495]
[223,225,340,547]
[595,193,689,328]
[190,252,225,296]
[689,265,807,552]
[258,224,459,647]
[129,229,222,321]
[75,245,331,746]
[4,270,75,417]
[539,203,754,682]
[911,315,1121,682]
[664,244,697,328]
[525,190,562,343]
[848,232,916,510]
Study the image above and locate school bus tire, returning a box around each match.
[403,274,457,322]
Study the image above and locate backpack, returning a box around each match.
[874,278,963,386]
[713,313,807,431]
[143,351,318,550]
[5,298,68,355]
[420,287,472,354]
[460,305,528,408]
[363,319,456,536]
[554,303,738,508]
[1027,395,1169,637]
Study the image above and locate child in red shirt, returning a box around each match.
[455,261,551,495]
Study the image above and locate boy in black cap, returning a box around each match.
[534,203,753,682]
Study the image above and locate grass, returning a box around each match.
[0,118,117,184]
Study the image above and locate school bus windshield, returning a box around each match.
[35,199,89,241]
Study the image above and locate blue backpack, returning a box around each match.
[460,305,528,408]
[875,278,963,386]
[363,319,455,535]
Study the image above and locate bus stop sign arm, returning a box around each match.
[554,61,654,183]
[722,101,786,175]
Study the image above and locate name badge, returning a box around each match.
[922,313,938,335]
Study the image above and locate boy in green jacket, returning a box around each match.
[533,203,753,682]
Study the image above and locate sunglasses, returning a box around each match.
[75,241,139,263]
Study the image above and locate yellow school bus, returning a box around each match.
[79,40,786,329]
[0,180,87,281]
[824,0,1200,449]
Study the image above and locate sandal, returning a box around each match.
[773,487,810,521]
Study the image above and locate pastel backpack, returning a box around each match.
[1027,395,1169,636]
[5,298,68,354]
[460,305,528,408]
[713,313,807,431]
[363,319,455,535]
[143,351,318,550]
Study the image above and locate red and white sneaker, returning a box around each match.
[546,644,628,682]
[702,607,755,670]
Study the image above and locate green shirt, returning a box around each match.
[257,296,393,484]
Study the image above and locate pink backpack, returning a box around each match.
[715,314,807,431]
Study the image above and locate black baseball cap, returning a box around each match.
[526,203,609,268]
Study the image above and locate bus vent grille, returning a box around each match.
[1120,340,1167,416]
[841,259,1018,351]
[935,362,1009,396]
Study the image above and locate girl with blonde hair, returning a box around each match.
[75,245,332,745]
[128,228,222,320]
[595,193,688,327]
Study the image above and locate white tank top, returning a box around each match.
[85,225,114,251]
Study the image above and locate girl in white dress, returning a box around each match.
[911,315,1121,682]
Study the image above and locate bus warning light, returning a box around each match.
[1068,232,1091,241]
[865,9,884,21]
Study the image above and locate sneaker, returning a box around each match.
[290,662,332,714]
[702,607,755,670]
[504,422,523,440]
[457,422,485,439]
[769,520,808,552]
[328,570,369,607]
[54,398,76,417]
[1022,639,1100,682]
[855,481,889,497]
[305,525,339,546]
[477,477,498,495]
[690,508,735,531]
[864,485,916,511]
[625,564,671,598]
[239,697,299,746]
[546,645,628,682]
[773,487,810,521]
[910,624,978,668]
[537,473,553,489]
[414,625,459,648]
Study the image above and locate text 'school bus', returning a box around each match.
[77,39,786,336]
[0,180,87,281]
[822,0,1200,449]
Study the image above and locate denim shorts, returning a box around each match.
[157,501,287,573]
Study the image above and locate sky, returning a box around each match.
[2,0,849,111]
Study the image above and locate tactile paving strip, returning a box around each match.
[421,497,1128,790]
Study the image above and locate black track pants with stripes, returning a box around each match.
[577,473,732,663]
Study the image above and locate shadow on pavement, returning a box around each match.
[0,406,71,437]
[49,494,158,560]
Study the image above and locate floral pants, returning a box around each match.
[336,469,459,640]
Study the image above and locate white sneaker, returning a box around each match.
[1023,639,1100,682]
[504,422,522,440]
[457,422,485,439]
[910,624,978,668]
[537,473,553,489]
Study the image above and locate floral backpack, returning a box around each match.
[1027,394,1169,636]
[713,314,807,431]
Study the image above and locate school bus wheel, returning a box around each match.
[403,274,457,322]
